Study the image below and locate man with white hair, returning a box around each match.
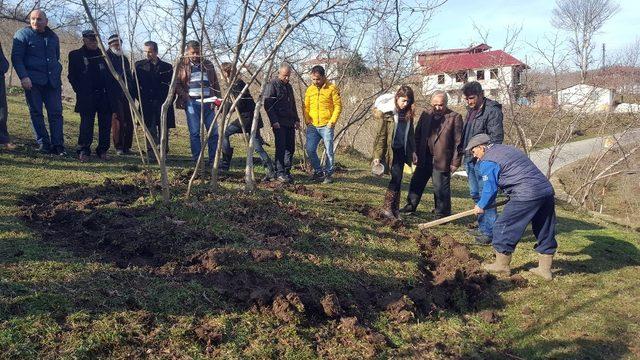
[264,63,300,184]
[400,90,463,218]
[106,34,134,155]
[12,10,65,155]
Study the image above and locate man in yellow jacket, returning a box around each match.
[304,65,342,183]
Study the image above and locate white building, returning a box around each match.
[415,44,528,105]
[557,84,615,113]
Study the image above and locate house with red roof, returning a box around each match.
[415,44,528,105]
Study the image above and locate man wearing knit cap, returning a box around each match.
[466,133,557,280]
[68,30,112,161]
[106,34,135,155]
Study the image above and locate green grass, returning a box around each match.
[1,94,639,359]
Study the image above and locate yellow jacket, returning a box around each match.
[303,82,342,127]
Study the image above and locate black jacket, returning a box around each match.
[106,49,135,109]
[0,43,8,75]
[462,98,504,162]
[223,79,263,131]
[134,58,176,128]
[263,78,299,128]
[67,46,112,114]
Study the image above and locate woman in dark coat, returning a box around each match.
[372,85,417,220]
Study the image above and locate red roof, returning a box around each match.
[422,50,527,74]
[416,43,491,57]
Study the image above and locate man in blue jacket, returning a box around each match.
[11,10,65,155]
[468,133,557,280]
[461,81,503,245]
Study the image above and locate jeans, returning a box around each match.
[492,196,557,255]
[305,125,335,176]
[222,122,272,165]
[273,125,295,177]
[0,77,9,144]
[185,99,218,163]
[388,147,406,192]
[24,83,64,150]
[467,160,498,238]
[77,110,111,156]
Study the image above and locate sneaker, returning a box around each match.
[311,171,324,182]
[0,142,16,150]
[37,144,51,154]
[474,234,492,245]
[322,175,333,184]
[98,153,110,161]
[78,153,89,162]
[53,146,67,156]
[116,149,124,156]
[276,175,291,184]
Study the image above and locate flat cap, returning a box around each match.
[108,34,121,45]
[82,29,96,37]
[465,133,491,152]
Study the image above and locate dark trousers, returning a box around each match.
[77,110,111,156]
[273,125,295,177]
[432,169,452,216]
[24,83,64,150]
[492,195,558,255]
[112,97,133,151]
[388,147,406,192]
[0,77,9,144]
[406,163,433,208]
[142,105,169,151]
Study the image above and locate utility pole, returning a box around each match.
[602,43,606,70]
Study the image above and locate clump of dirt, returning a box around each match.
[288,184,328,200]
[415,233,495,313]
[320,293,343,318]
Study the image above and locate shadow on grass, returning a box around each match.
[554,234,640,275]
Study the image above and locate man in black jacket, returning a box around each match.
[263,63,300,183]
[0,41,15,150]
[461,81,504,245]
[106,34,134,155]
[134,41,175,155]
[68,30,112,161]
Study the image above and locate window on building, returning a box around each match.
[476,70,485,80]
[455,71,468,83]
[490,68,499,79]
[437,74,445,84]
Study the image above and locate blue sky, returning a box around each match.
[421,0,639,68]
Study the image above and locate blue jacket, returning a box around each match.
[477,144,553,209]
[11,26,62,88]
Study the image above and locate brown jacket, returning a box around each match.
[415,107,463,172]
[174,58,221,109]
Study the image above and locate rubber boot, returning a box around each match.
[220,148,233,171]
[262,158,276,182]
[482,251,512,275]
[380,190,397,221]
[529,254,554,280]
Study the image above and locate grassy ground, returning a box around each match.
[1,94,639,359]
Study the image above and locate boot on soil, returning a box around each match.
[529,253,554,280]
[391,191,401,219]
[399,203,416,214]
[380,190,398,221]
[482,251,512,276]
[220,149,233,172]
